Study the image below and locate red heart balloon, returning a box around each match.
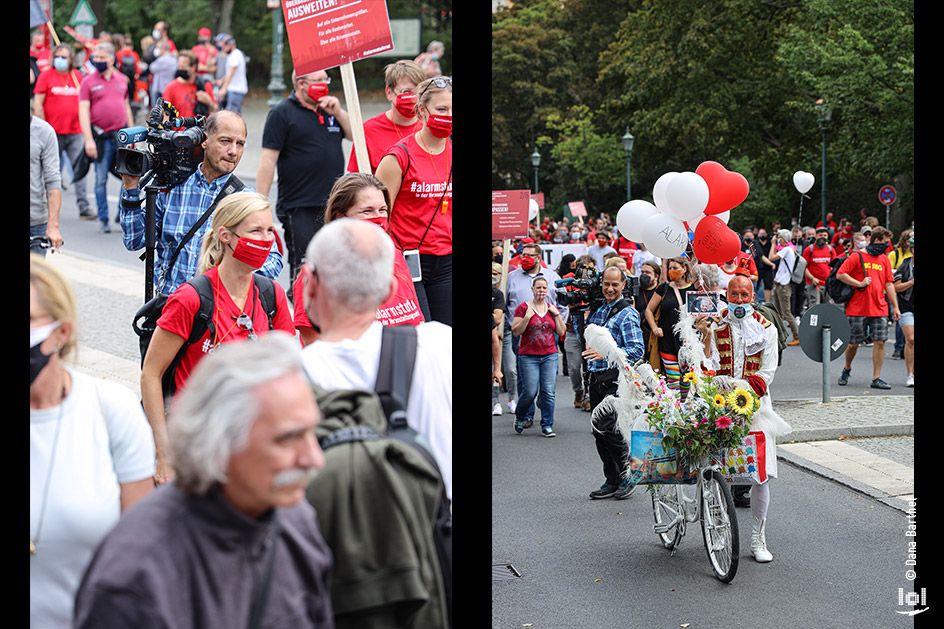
[695,161,749,215]
[693,215,741,265]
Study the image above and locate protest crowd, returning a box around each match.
[493,211,914,422]
[31,18,452,629]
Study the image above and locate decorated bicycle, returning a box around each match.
[583,293,791,583]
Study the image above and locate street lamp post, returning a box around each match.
[621,127,634,201]
[530,147,541,194]
[816,99,832,229]
[267,3,287,107]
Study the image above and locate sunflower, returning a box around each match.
[712,394,727,409]
[727,388,755,416]
[683,371,698,384]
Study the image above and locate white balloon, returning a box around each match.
[642,213,689,258]
[616,200,660,242]
[652,172,679,213]
[793,171,815,194]
[528,198,539,221]
[663,171,710,221]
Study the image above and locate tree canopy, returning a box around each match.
[492,0,914,233]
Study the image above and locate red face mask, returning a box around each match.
[520,256,537,271]
[307,83,329,102]
[425,114,452,138]
[394,92,417,118]
[230,235,272,269]
[364,215,389,232]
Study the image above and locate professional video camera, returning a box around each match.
[555,265,639,313]
[114,97,206,190]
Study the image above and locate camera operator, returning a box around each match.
[118,109,283,296]
[583,266,644,501]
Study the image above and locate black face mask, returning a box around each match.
[639,273,653,288]
[865,242,887,257]
[175,69,193,80]
[493,253,503,264]
[30,343,53,385]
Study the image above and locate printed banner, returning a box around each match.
[629,431,697,485]
[709,431,767,484]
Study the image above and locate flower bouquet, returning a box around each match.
[642,369,759,472]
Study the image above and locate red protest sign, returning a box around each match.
[492,190,531,240]
[568,201,587,217]
[282,0,394,75]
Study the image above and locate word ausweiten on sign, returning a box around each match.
[281,0,394,76]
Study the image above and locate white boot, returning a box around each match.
[751,516,773,563]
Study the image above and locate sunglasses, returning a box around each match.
[234,313,258,341]
[419,76,452,100]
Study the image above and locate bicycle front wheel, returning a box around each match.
[700,469,739,583]
[652,484,683,549]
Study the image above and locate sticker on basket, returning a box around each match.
[832,338,844,351]
[810,314,819,327]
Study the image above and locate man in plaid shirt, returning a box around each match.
[582,266,644,500]
[118,110,283,295]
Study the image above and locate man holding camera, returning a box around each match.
[118,109,283,295]
[583,266,644,500]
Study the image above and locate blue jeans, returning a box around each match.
[93,136,117,223]
[516,353,558,429]
[224,91,246,113]
[30,223,47,256]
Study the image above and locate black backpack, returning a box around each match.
[133,273,278,400]
[825,252,865,305]
[315,325,452,628]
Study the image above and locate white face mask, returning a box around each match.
[729,304,753,321]
[30,320,61,348]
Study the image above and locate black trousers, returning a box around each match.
[414,253,452,327]
[589,368,627,486]
[277,206,325,283]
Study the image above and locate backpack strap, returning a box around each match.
[161,274,216,400]
[253,274,278,330]
[375,324,418,431]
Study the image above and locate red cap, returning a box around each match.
[198,27,212,38]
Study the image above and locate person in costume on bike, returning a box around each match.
[693,262,792,563]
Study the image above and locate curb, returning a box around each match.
[778,423,914,443]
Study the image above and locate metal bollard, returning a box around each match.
[822,325,831,403]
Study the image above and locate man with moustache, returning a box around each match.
[119,109,283,296]
[73,334,335,628]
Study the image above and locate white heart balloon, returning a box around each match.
[663,171,710,221]
[616,200,660,243]
[793,171,815,194]
[642,213,689,258]
[686,209,730,233]
[652,172,679,213]
[528,198,539,221]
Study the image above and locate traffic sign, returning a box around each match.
[69,0,97,25]
[879,185,897,206]
[798,303,850,362]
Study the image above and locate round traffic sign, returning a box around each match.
[879,185,897,206]
[798,303,850,362]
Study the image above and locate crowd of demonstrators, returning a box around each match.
[32,21,455,623]
[376,76,453,326]
[492,207,914,434]
[31,255,155,625]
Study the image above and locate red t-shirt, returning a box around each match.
[802,243,837,283]
[31,45,52,73]
[79,71,129,132]
[157,267,294,395]
[514,301,558,356]
[292,246,424,342]
[735,251,757,275]
[384,134,452,256]
[347,111,423,174]
[34,67,84,135]
[615,236,639,267]
[162,78,214,119]
[191,45,218,71]
[837,252,894,317]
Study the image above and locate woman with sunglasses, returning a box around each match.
[140,191,295,485]
[375,76,453,326]
[292,172,425,346]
